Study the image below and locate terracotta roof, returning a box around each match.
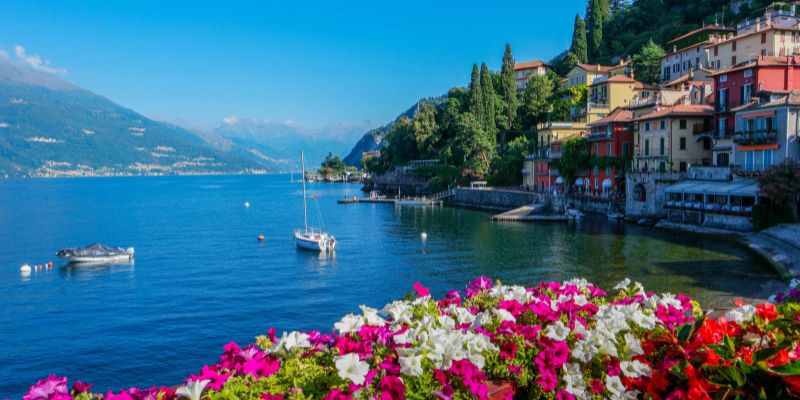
[735,90,800,111]
[587,107,633,127]
[664,74,712,88]
[708,55,800,76]
[709,25,800,47]
[667,24,735,45]
[634,81,659,90]
[576,63,615,73]
[589,74,658,90]
[634,104,713,121]
[515,60,550,70]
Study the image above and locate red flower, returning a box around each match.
[756,303,778,322]
[767,350,791,368]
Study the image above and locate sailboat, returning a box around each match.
[294,150,336,252]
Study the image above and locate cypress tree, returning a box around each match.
[570,15,588,64]
[468,64,484,124]
[586,0,608,63]
[499,43,517,130]
[480,63,496,138]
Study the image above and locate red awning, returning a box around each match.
[741,111,776,119]
[737,144,779,150]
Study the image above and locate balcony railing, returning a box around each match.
[588,101,610,111]
[587,131,612,141]
[732,163,771,176]
[715,126,736,138]
[733,129,778,145]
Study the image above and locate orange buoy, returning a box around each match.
[258,235,265,241]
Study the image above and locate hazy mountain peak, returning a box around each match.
[0,55,75,91]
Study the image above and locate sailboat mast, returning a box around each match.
[301,150,308,232]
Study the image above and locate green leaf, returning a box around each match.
[769,360,800,376]
[702,365,746,388]
[676,323,693,342]
[753,344,789,363]
[708,344,734,359]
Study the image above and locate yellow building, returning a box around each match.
[632,105,714,172]
[707,5,800,70]
[514,60,552,92]
[586,75,659,124]
[523,121,586,190]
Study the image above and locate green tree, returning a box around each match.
[480,63,497,138]
[468,64,484,125]
[569,15,588,64]
[632,39,666,84]
[489,136,531,186]
[517,72,556,131]
[384,117,419,166]
[556,136,590,182]
[319,152,346,175]
[499,43,518,131]
[453,112,493,178]
[758,160,800,221]
[609,0,629,16]
[412,103,438,158]
[561,52,582,75]
[586,0,609,62]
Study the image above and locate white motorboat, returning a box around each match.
[57,243,134,264]
[565,208,584,220]
[295,150,336,252]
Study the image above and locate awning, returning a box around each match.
[555,177,564,184]
[664,179,759,197]
[575,178,584,185]
[741,111,776,119]
[602,178,613,188]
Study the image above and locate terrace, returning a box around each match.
[733,129,778,145]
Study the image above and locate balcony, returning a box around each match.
[732,163,771,176]
[733,129,778,145]
[692,123,713,136]
[569,105,587,119]
[715,126,736,139]
[715,99,741,113]
[587,131,612,141]
[525,149,550,160]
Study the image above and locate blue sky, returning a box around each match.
[0,0,585,129]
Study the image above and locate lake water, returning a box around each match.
[0,174,778,397]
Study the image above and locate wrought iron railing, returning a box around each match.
[733,129,778,145]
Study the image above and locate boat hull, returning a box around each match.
[294,231,335,252]
[65,254,133,264]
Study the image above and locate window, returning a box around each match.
[718,88,728,111]
[645,139,650,155]
[660,137,665,155]
[714,46,718,56]
[605,166,612,175]
[703,137,711,150]
[733,40,737,51]
[594,143,599,156]
[660,120,666,130]
[622,143,629,157]
[718,117,727,136]
[732,55,737,65]
[679,161,688,172]
[717,152,729,166]
[762,48,767,57]
[764,149,773,169]
[744,69,753,77]
[761,32,767,44]
[745,150,754,171]
[679,119,687,129]
[680,137,686,150]
[634,184,646,202]
[743,83,754,103]
[606,143,611,156]
[720,74,728,83]
[645,122,650,131]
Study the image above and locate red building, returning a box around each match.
[710,56,800,165]
[585,107,634,194]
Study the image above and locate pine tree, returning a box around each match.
[480,63,497,140]
[468,64,484,124]
[499,44,517,131]
[569,15,588,64]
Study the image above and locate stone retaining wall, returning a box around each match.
[452,188,538,211]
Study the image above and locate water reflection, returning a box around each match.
[59,261,135,279]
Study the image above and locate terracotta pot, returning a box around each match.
[488,380,515,399]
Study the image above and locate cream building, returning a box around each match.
[633,105,715,172]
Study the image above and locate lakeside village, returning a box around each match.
[341,2,800,240]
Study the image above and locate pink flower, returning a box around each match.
[104,391,133,400]
[507,365,523,375]
[378,375,406,399]
[24,375,69,400]
[261,394,284,400]
[589,379,604,393]
[536,369,557,392]
[412,281,430,297]
[190,365,231,391]
[322,389,352,400]
[431,384,454,400]
[71,381,92,395]
[557,390,576,400]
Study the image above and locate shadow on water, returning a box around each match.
[58,262,135,279]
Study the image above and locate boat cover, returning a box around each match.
[57,243,128,258]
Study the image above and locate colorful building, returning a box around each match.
[707,4,800,71]
[586,75,658,123]
[585,107,634,194]
[731,90,800,174]
[522,122,586,191]
[514,60,551,92]
[633,104,714,173]
[661,24,735,83]
[709,55,800,166]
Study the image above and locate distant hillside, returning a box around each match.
[343,97,445,168]
[0,59,263,177]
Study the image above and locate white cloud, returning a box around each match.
[13,45,67,75]
[223,115,239,125]
[0,49,8,60]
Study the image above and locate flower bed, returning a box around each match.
[24,277,800,400]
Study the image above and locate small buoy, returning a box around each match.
[20,264,31,275]
[48,261,53,267]
[244,201,250,208]
[258,235,265,241]
[421,232,428,240]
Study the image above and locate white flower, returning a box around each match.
[471,311,492,328]
[620,360,652,378]
[791,278,800,289]
[447,306,476,325]
[360,305,386,326]
[399,354,424,377]
[724,304,756,324]
[562,363,589,400]
[270,331,311,353]
[622,333,644,358]
[493,308,516,323]
[334,353,370,385]
[605,375,626,397]
[383,300,413,325]
[335,313,364,334]
[613,278,631,290]
[544,321,570,341]
[176,379,210,400]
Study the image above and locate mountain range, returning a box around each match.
[0,57,372,177]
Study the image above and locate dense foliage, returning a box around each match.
[758,160,800,222]
[318,153,356,176]
[26,277,800,400]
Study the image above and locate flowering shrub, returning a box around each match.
[24,277,800,399]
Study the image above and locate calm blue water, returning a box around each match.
[0,175,777,398]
